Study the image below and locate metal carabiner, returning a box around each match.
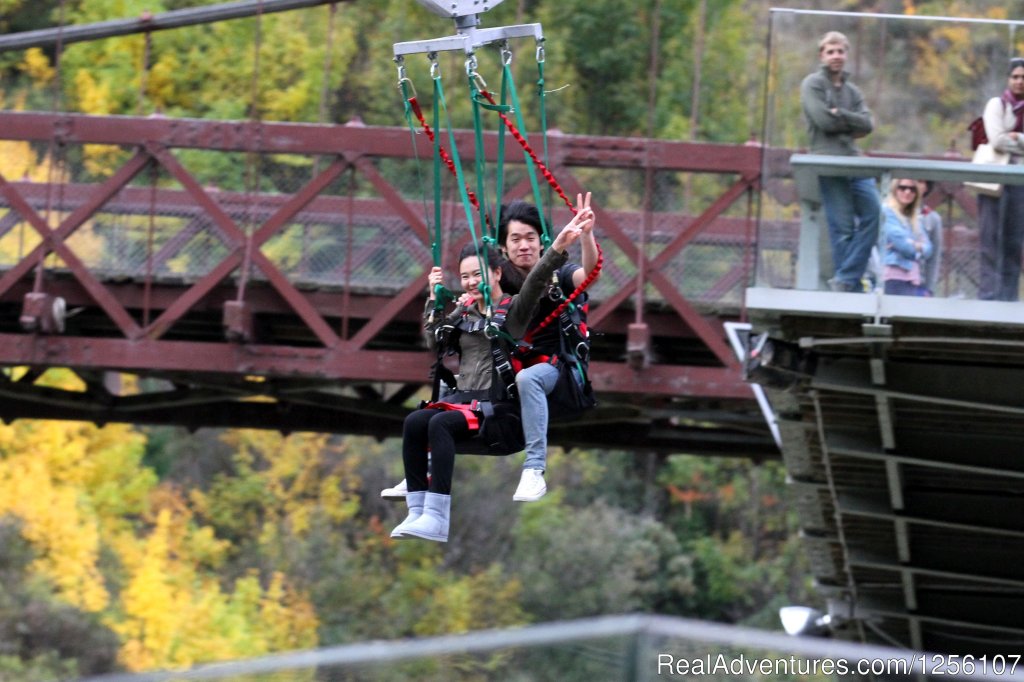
[429,52,440,80]
[501,42,513,66]
[535,40,546,64]
[469,71,488,94]
[397,76,417,98]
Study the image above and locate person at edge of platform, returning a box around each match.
[917,180,943,296]
[390,207,595,543]
[881,178,932,297]
[383,194,600,503]
[977,57,1024,301]
[800,30,881,293]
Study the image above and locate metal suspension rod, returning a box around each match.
[0,0,349,53]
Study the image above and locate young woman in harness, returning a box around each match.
[391,206,596,543]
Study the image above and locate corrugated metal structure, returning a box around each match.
[743,155,1024,656]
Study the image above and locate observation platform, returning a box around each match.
[743,155,1024,655]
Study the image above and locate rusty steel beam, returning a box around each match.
[0,333,430,382]
[0,389,777,457]
[0,109,785,451]
[560,171,741,366]
[0,0,347,52]
[3,180,786,245]
[0,112,763,174]
[0,152,151,297]
[0,167,144,338]
[0,278,735,347]
[0,332,749,399]
[141,144,343,346]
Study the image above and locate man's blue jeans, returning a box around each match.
[516,362,559,471]
[819,175,881,289]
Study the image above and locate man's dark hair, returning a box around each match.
[497,201,543,246]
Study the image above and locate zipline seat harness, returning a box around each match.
[396,1,601,450]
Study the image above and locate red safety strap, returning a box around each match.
[407,96,492,232]
[424,400,481,431]
[478,89,576,213]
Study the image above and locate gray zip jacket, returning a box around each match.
[800,66,874,156]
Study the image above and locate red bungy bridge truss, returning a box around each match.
[0,109,790,457]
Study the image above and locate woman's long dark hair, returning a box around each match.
[456,242,520,294]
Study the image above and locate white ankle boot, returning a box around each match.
[400,492,450,542]
[390,491,425,538]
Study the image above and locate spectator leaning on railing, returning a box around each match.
[800,30,880,294]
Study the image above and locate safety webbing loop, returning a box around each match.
[492,49,510,241]
[498,60,550,247]
[467,57,492,258]
[536,47,554,236]
[474,82,604,329]
[399,61,453,310]
[431,63,491,317]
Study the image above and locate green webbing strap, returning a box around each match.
[428,81,442,267]
[428,75,454,309]
[493,50,510,238]
[537,46,554,239]
[502,60,551,247]
[468,68,491,250]
[437,70,492,314]
[398,78,434,261]
[399,72,452,310]
[470,69,513,248]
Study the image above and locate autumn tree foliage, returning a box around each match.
[0,373,322,675]
[0,0,1011,677]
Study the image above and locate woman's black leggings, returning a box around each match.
[402,408,473,495]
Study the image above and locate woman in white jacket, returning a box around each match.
[977,57,1024,301]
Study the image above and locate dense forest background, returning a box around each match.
[0,0,1017,678]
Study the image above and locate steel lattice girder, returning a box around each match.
[0,111,774,454]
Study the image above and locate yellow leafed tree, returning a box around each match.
[0,369,321,672]
[113,508,318,671]
[0,403,152,613]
